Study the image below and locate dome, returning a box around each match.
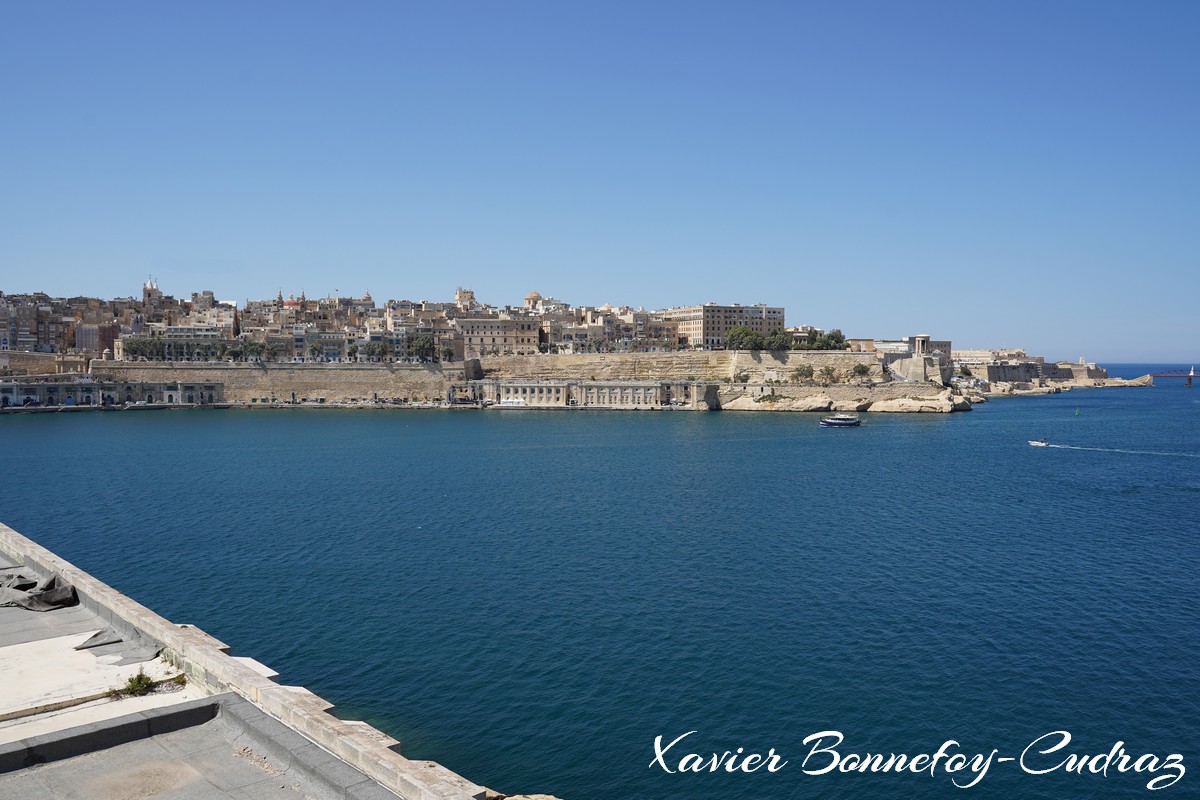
[525,290,542,300]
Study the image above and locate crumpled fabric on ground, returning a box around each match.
[0,570,77,611]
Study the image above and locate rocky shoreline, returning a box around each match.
[718,374,1153,414]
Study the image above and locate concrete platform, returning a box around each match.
[0,522,491,800]
[0,694,409,800]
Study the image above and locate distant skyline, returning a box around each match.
[2,2,1197,362]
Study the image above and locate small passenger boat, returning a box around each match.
[820,414,861,427]
[1028,439,1049,447]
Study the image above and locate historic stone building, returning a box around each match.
[659,303,785,348]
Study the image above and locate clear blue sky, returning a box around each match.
[2,1,1197,361]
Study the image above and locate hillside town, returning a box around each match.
[2,280,1136,414]
[4,279,978,363]
[1,280,820,362]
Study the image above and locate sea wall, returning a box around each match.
[90,361,464,403]
[88,351,939,409]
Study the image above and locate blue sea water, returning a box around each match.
[1,364,1196,800]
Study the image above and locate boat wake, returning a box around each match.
[1044,444,1200,459]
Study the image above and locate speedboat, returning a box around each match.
[1028,439,1049,447]
[820,414,861,427]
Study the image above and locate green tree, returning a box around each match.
[852,363,871,377]
[819,365,837,384]
[347,343,359,360]
[725,326,764,351]
[440,344,455,362]
[764,331,793,351]
[410,335,435,362]
[959,365,972,377]
[815,329,847,350]
[308,344,321,360]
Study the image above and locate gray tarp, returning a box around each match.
[0,570,78,611]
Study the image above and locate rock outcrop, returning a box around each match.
[868,390,957,413]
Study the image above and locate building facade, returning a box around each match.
[659,303,785,348]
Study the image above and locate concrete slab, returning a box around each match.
[0,606,104,648]
[0,770,58,800]
[0,683,206,743]
[0,631,178,724]
[0,699,408,800]
[31,745,221,800]
[181,742,283,792]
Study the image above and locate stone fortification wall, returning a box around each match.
[480,350,884,383]
[983,362,1041,383]
[3,352,89,375]
[981,361,1110,384]
[87,352,918,407]
[90,362,460,403]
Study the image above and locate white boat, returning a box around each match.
[820,414,860,427]
[1028,439,1049,447]
[497,398,527,408]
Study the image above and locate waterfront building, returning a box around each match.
[470,378,718,409]
[0,375,225,407]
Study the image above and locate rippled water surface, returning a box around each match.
[2,364,1196,799]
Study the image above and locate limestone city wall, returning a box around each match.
[89,352,911,407]
[90,361,462,403]
[479,350,883,383]
[3,352,89,376]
